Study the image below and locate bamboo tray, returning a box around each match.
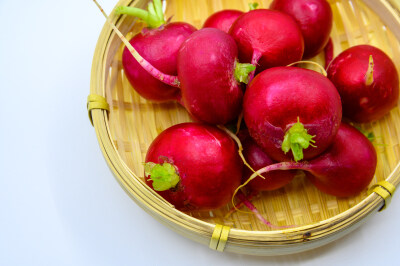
[89,0,400,255]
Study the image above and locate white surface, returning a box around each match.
[0,0,399,265]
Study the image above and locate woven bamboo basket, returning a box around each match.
[89,0,400,255]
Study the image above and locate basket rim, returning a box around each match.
[89,0,400,255]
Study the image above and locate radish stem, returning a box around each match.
[234,62,256,84]
[249,3,259,10]
[282,117,316,162]
[115,6,164,28]
[153,0,164,22]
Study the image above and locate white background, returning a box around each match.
[0,0,399,265]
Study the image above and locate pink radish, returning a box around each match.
[116,1,196,102]
[270,0,333,59]
[327,45,399,123]
[243,66,342,162]
[245,123,377,197]
[203,9,244,33]
[239,130,296,191]
[229,9,304,73]
[177,28,254,124]
[144,123,243,211]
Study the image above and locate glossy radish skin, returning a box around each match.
[178,28,244,124]
[229,9,304,72]
[122,23,196,102]
[203,10,244,33]
[327,45,399,122]
[145,123,243,211]
[305,123,377,197]
[244,67,342,162]
[248,123,377,197]
[239,130,296,191]
[270,0,333,59]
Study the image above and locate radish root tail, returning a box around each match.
[287,60,327,77]
[92,0,180,87]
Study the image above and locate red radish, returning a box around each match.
[178,28,255,124]
[239,130,296,191]
[245,123,377,197]
[94,2,254,125]
[229,9,304,73]
[203,9,244,33]
[327,45,399,123]
[270,0,333,59]
[116,1,196,102]
[144,123,243,211]
[121,23,196,102]
[244,66,342,162]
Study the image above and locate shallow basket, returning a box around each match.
[89,0,400,255]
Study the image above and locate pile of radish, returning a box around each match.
[94,0,399,223]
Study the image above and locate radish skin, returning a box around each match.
[244,66,342,162]
[327,45,399,122]
[178,28,252,124]
[229,9,304,72]
[203,9,244,33]
[270,0,333,59]
[247,123,377,197]
[145,123,243,211]
[122,23,196,102]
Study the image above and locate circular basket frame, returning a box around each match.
[89,0,400,255]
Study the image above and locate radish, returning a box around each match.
[327,45,399,123]
[144,123,243,211]
[177,28,255,124]
[243,66,342,162]
[116,1,196,102]
[229,9,304,73]
[239,130,296,191]
[245,123,377,197]
[203,9,244,33]
[94,1,254,124]
[270,0,333,59]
